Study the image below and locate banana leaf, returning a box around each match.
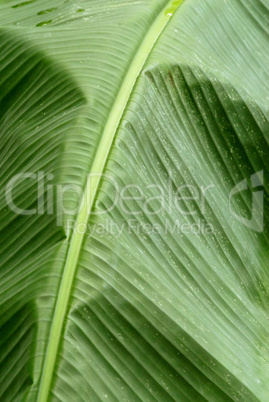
[0,0,268,400]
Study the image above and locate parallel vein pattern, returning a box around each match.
[0,0,268,401]
[37,1,184,401]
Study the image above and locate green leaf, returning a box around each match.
[0,0,268,401]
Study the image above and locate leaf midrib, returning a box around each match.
[37,1,184,400]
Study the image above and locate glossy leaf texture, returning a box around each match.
[0,0,268,401]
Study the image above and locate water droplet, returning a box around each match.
[165,10,173,17]
[165,0,183,17]
[37,8,57,15]
[36,20,52,27]
[12,0,37,8]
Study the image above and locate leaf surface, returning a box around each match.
[0,0,268,401]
